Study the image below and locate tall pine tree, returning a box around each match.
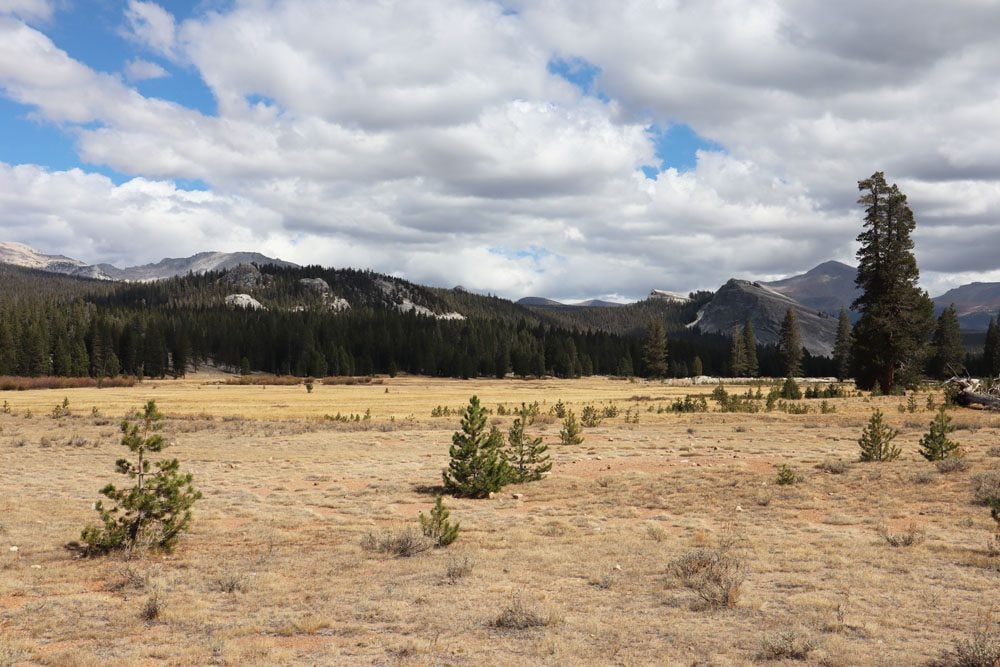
[928,305,965,379]
[833,307,853,381]
[778,308,803,377]
[851,172,934,393]
[742,320,758,377]
[642,320,669,378]
[729,327,748,377]
[984,317,1000,378]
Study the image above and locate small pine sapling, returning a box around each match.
[552,399,567,418]
[580,405,602,427]
[81,400,201,555]
[775,464,798,485]
[419,495,459,547]
[442,396,511,498]
[918,407,961,461]
[506,405,552,483]
[559,410,584,445]
[858,409,900,462]
[52,397,70,418]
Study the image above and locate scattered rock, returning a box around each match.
[512,493,523,500]
[224,293,266,310]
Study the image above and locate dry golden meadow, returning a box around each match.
[2,373,1000,665]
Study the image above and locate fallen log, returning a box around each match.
[947,377,1000,410]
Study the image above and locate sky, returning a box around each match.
[1,0,1000,302]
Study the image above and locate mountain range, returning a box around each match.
[0,241,297,282]
[3,241,1000,356]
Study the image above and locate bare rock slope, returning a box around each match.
[692,279,839,356]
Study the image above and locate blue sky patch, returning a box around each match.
[489,245,551,269]
[547,57,608,102]
[642,123,724,177]
[0,97,82,172]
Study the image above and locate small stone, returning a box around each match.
[735,505,744,512]
[31,564,41,570]
[613,564,622,571]
[9,546,17,552]
[488,492,496,499]
[512,493,523,500]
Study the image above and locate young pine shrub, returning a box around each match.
[506,407,551,483]
[442,396,511,498]
[775,464,798,486]
[419,495,459,547]
[919,407,962,461]
[80,400,201,556]
[51,397,70,419]
[780,376,802,400]
[559,410,584,446]
[580,405,602,427]
[858,409,901,462]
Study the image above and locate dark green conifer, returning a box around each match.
[81,401,201,555]
[984,317,1000,377]
[778,309,803,377]
[443,396,510,498]
[506,404,551,482]
[642,320,669,378]
[742,320,758,377]
[928,305,965,379]
[851,172,935,393]
[833,308,853,381]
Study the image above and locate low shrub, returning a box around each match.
[936,458,970,474]
[878,522,926,547]
[756,628,821,661]
[361,527,432,558]
[444,556,475,584]
[931,611,1000,667]
[672,535,749,609]
[972,471,1000,505]
[817,459,850,475]
[491,594,553,630]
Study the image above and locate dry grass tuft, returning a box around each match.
[972,471,1000,505]
[361,527,433,558]
[756,628,822,661]
[878,522,927,547]
[937,458,971,474]
[491,594,554,630]
[671,531,750,609]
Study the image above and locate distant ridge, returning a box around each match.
[762,260,859,316]
[0,241,297,282]
[516,296,624,308]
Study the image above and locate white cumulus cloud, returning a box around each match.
[0,1,998,300]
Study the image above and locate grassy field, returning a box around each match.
[2,374,1000,665]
